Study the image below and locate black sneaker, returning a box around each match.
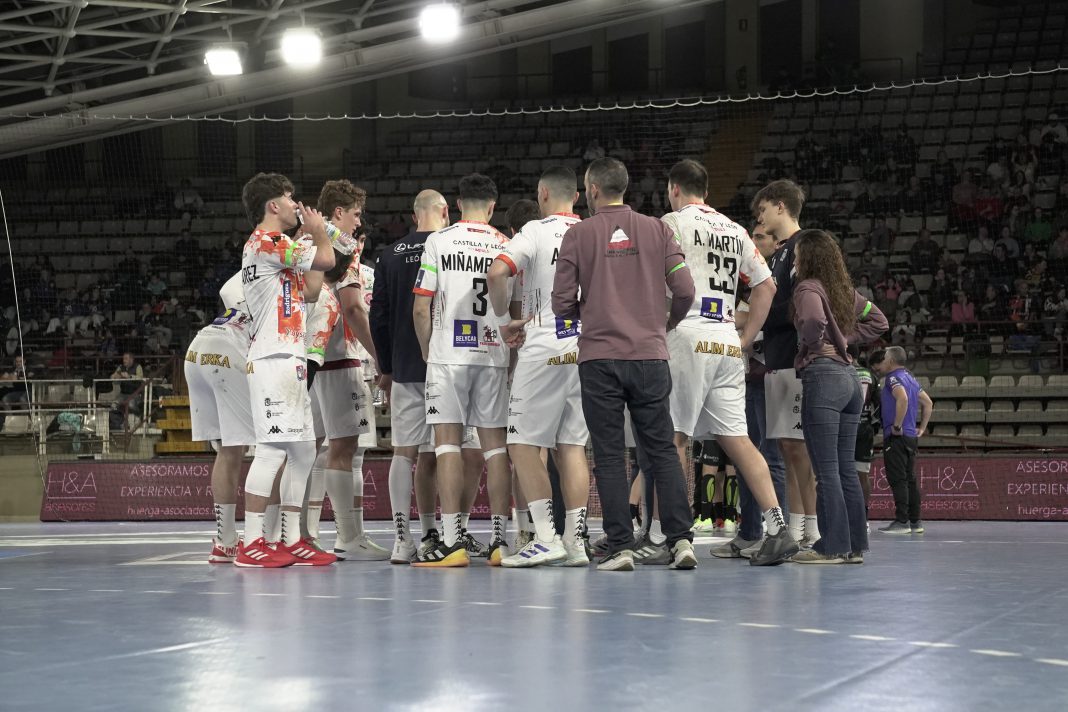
[749,529,799,566]
[879,521,912,535]
[460,530,489,558]
[417,529,440,561]
[411,538,469,568]
[633,534,670,565]
[909,521,925,534]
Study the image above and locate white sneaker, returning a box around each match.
[553,537,591,567]
[334,534,390,561]
[799,533,821,551]
[596,549,635,572]
[514,529,535,550]
[721,519,737,534]
[390,537,417,565]
[501,536,567,568]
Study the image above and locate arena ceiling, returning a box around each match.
[0,0,720,158]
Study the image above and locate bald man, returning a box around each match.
[370,189,451,563]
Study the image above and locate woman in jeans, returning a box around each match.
[790,230,889,564]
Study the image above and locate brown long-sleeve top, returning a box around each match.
[792,278,889,370]
[552,204,695,363]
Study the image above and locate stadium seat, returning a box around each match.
[957,400,987,423]
[986,400,1016,422]
[986,375,1016,398]
[957,376,987,399]
[1046,375,1068,398]
[1017,424,1045,445]
[1018,375,1046,396]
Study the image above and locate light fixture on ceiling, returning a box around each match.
[282,27,322,67]
[205,46,243,76]
[420,3,461,43]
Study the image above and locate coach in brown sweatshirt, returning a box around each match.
[552,157,698,571]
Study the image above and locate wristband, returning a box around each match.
[493,312,511,329]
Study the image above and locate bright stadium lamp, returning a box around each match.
[205,46,243,76]
[282,27,322,68]
[420,2,461,43]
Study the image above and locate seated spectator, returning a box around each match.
[879,275,902,302]
[173,178,204,215]
[899,175,926,214]
[994,225,1021,259]
[974,184,1004,228]
[890,309,917,349]
[910,228,941,274]
[0,355,33,429]
[869,215,894,252]
[928,269,954,314]
[1042,286,1068,336]
[1025,259,1048,290]
[931,149,958,186]
[856,274,874,301]
[1037,133,1063,175]
[875,286,899,324]
[1005,170,1032,208]
[967,225,994,256]
[898,279,923,311]
[1040,113,1068,144]
[926,172,951,212]
[1048,227,1068,264]
[989,244,1018,292]
[1009,281,1036,323]
[1011,146,1037,184]
[145,273,168,299]
[1024,207,1053,247]
[951,291,977,332]
[979,284,1007,322]
[951,171,977,227]
[891,126,917,165]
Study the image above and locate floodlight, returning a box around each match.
[420,3,461,43]
[205,47,243,76]
[282,27,322,68]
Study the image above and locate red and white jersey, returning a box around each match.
[241,229,317,361]
[661,204,771,331]
[414,220,510,367]
[305,289,341,366]
[356,263,376,368]
[497,213,581,363]
[324,261,363,364]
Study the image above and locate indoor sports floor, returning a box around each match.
[1,521,1067,711]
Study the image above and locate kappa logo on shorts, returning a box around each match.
[427,406,440,415]
[268,425,282,435]
[793,422,803,430]
[508,425,519,434]
[454,320,478,347]
[359,419,369,427]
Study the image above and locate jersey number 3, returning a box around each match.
[706,254,738,294]
[472,277,488,316]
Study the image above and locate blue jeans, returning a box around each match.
[800,359,868,556]
[579,359,693,553]
[738,379,787,541]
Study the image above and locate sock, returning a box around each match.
[305,504,323,539]
[788,512,805,541]
[388,455,414,539]
[516,509,531,533]
[461,512,471,530]
[564,507,587,546]
[528,499,556,542]
[214,503,237,545]
[325,468,356,541]
[420,513,438,537]
[804,514,820,542]
[281,510,301,546]
[264,504,281,542]
[352,449,365,495]
[700,475,714,520]
[630,503,642,530]
[713,501,725,522]
[353,507,365,538]
[491,514,508,544]
[443,512,463,547]
[649,518,666,545]
[243,510,264,543]
[763,507,785,536]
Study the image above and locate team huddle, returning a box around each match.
[185,159,887,570]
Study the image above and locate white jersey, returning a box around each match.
[414,220,510,367]
[219,272,246,312]
[305,290,341,366]
[192,307,254,355]
[324,261,363,364]
[241,229,317,361]
[356,263,376,367]
[498,213,581,363]
[661,204,771,331]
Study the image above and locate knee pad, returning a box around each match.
[435,444,462,457]
[245,443,286,498]
[483,447,507,461]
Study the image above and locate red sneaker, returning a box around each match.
[281,537,338,566]
[209,538,241,564]
[234,537,291,568]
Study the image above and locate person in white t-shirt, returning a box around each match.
[234,172,337,568]
[487,166,591,568]
[660,159,797,567]
[185,273,256,564]
[412,173,520,567]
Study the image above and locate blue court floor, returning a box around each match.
[1,521,1066,712]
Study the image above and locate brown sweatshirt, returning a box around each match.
[793,278,889,370]
[552,204,695,363]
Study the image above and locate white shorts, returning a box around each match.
[358,379,378,449]
[310,366,369,441]
[667,326,748,438]
[765,368,804,441]
[247,355,315,443]
[390,381,480,450]
[507,359,588,448]
[424,363,508,429]
[184,333,255,447]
